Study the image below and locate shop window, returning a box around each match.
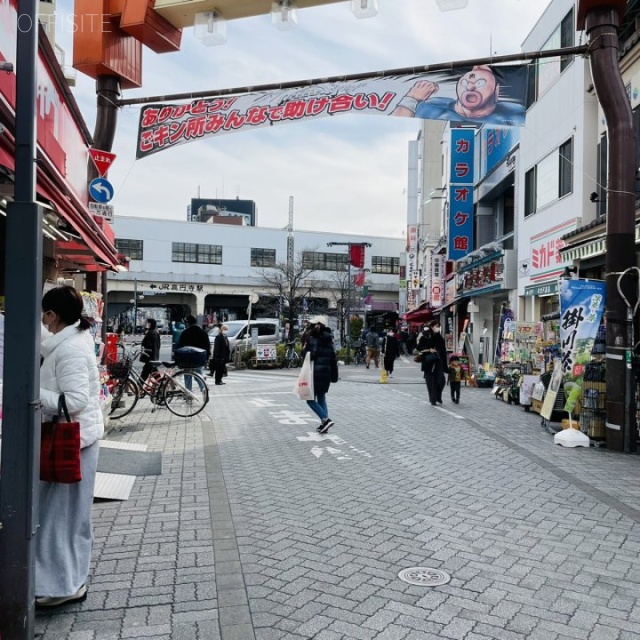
[371,256,399,275]
[524,167,537,216]
[559,138,573,197]
[251,248,276,268]
[528,7,574,106]
[115,239,143,261]
[302,251,348,271]
[172,242,222,264]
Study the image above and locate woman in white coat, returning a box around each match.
[36,286,104,607]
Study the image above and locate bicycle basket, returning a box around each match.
[174,346,208,369]
[106,355,132,380]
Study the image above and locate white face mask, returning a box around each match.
[388,332,393,336]
[222,331,228,336]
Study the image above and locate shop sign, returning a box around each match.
[0,0,93,206]
[481,127,518,177]
[430,254,445,308]
[524,282,558,297]
[458,257,504,293]
[448,128,475,261]
[559,279,606,413]
[148,283,205,293]
[407,225,418,252]
[528,219,579,280]
[515,322,542,341]
[444,279,457,306]
[407,253,419,291]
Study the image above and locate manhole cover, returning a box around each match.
[398,567,451,587]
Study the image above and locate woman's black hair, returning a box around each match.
[146,318,157,330]
[42,285,91,331]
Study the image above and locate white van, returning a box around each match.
[208,319,281,362]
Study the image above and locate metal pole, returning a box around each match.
[0,1,43,637]
[584,6,637,452]
[347,259,352,362]
[133,277,138,334]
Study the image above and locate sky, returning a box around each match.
[54,0,552,237]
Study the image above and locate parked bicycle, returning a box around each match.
[281,341,301,368]
[350,340,366,366]
[107,347,209,419]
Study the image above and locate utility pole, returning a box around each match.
[287,196,294,340]
[0,1,42,637]
[327,242,371,361]
[578,0,637,452]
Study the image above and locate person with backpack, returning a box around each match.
[365,326,379,369]
[177,315,210,388]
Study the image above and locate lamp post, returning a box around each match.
[327,242,371,361]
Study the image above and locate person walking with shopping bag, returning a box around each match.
[417,319,448,405]
[37,285,104,607]
[299,315,339,433]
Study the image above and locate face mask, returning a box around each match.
[222,331,228,336]
[388,332,393,336]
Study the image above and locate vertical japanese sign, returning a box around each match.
[559,279,606,413]
[448,129,474,261]
[430,253,445,308]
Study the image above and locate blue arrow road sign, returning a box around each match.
[89,177,114,203]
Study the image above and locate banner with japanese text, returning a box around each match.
[349,244,365,268]
[448,128,475,260]
[559,279,606,413]
[136,65,528,158]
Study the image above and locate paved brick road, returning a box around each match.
[35,361,640,640]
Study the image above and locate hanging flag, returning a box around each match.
[558,278,606,413]
[353,270,365,287]
[136,65,529,159]
[350,244,365,268]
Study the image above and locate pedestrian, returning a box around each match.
[177,315,211,389]
[211,323,230,385]
[171,318,185,354]
[301,315,339,434]
[140,317,161,382]
[399,327,410,355]
[407,329,418,355]
[448,354,463,404]
[417,319,448,405]
[365,326,379,369]
[382,328,400,377]
[36,285,104,607]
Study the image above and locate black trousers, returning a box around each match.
[425,369,445,404]
[450,381,461,402]
[141,361,155,382]
[213,358,226,384]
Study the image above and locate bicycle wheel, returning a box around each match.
[163,370,209,417]
[290,351,301,368]
[109,377,139,419]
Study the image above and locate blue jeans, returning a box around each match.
[307,392,328,421]
[184,367,204,391]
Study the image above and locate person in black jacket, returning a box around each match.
[211,324,231,385]
[301,315,338,434]
[140,318,161,382]
[177,315,211,388]
[382,328,400,377]
[416,319,448,405]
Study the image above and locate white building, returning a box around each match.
[517,0,599,320]
[107,215,404,334]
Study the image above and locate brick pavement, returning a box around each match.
[34,363,640,640]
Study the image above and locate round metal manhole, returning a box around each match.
[398,567,451,587]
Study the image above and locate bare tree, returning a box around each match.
[257,252,315,340]
[326,268,350,345]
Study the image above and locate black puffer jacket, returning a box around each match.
[417,328,448,374]
[302,327,337,395]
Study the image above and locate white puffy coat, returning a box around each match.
[40,322,104,448]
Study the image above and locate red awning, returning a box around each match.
[403,301,433,325]
[0,144,120,271]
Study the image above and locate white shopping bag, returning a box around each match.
[293,352,314,401]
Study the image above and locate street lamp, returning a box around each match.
[327,241,371,361]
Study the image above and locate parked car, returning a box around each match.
[208,319,282,362]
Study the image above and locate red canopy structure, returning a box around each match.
[403,301,434,325]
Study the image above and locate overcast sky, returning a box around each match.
[55,0,552,237]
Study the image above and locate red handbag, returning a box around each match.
[40,395,82,484]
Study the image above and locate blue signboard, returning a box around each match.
[89,177,114,203]
[481,127,518,177]
[448,129,475,261]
